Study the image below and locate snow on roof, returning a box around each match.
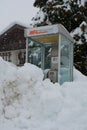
[0,21,74,44]
[26,24,74,43]
[0,21,30,36]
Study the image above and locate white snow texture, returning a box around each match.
[0,57,87,130]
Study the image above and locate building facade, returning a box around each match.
[0,23,27,65]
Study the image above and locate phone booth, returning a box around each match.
[25,24,74,84]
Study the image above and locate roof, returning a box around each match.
[0,23,74,43]
[0,22,28,51]
[0,22,29,38]
[25,24,74,43]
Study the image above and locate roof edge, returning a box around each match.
[0,21,29,36]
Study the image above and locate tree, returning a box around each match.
[34,0,48,8]
[32,0,85,32]
[72,21,87,75]
[32,0,87,76]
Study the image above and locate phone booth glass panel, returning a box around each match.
[25,24,74,84]
[60,35,73,84]
[28,40,42,68]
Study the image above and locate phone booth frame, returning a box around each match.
[25,24,74,84]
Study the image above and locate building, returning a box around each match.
[0,22,27,65]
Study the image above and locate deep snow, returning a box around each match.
[0,57,87,130]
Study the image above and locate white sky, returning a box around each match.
[0,0,38,31]
[0,0,85,32]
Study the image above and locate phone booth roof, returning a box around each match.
[25,24,74,44]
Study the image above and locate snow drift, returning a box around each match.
[0,57,87,130]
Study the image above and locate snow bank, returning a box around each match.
[73,67,87,82]
[17,63,43,83]
[0,57,87,130]
[0,57,17,82]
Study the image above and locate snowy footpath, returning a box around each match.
[0,57,87,130]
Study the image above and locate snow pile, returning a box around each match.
[0,57,87,130]
[0,57,17,82]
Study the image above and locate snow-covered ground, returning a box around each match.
[0,57,87,130]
